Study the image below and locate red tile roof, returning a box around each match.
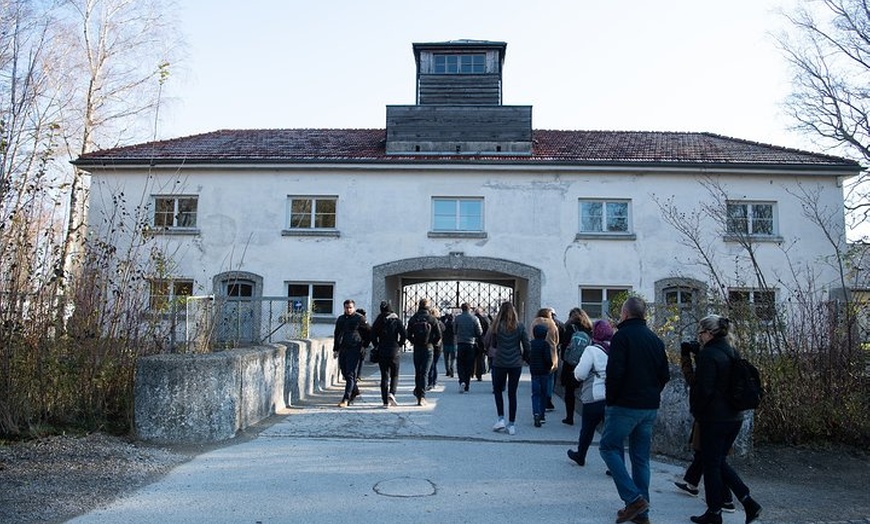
[73,128,860,171]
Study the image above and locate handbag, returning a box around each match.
[485,330,498,359]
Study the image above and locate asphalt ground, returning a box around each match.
[67,351,852,524]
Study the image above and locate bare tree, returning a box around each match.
[776,0,870,238]
[46,0,182,325]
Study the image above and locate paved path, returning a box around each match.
[68,352,854,524]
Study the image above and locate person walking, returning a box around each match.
[598,296,670,524]
[674,338,736,513]
[427,307,446,390]
[529,308,559,423]
[441,311,457,378]
[453,303,482,393]
[560,308,594,425]
[567,319,612,466]
[688,315,762,524]
[474,306,491,381]
[485,301,530,436]
[406,299,441,406]
[370,300,407,408]
[524,323,553,428]
[332,299,371,407]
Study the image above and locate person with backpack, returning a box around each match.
[333,299,371,407]
[559,308,594,425]
[406,298,441,406]
[674,338,737,514]
[567,319,612,467]
[370,300,407,408]
[454,303,483,393]
[528,308,559,423]
[688,314,762,524]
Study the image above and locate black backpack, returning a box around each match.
[409,316,432,346]
[380,316,400,345]
[727,351,764,411]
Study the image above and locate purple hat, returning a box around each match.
[592,319,614,343]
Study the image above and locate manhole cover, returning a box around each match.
[373,477,436,497]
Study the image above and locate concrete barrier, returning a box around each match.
[135,338,337,444]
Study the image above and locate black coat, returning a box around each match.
[333,312,370,350]
[690,336,744,422]
[604,317,670,409]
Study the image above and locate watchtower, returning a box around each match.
[385,39,533,155]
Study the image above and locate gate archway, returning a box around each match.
[371,254,541,324]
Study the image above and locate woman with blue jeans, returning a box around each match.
[484,301,530,436]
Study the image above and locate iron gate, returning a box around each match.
[401,280,514,320]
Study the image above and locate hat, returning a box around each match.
[592,319,614,343]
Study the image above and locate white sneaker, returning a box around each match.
[388,394,398,406]
[458,383,466,393]
[507,424,516,435]
[492,419,506,432]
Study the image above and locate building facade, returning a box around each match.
[74,40,861,344]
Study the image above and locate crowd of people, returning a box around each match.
[332,296,761,524]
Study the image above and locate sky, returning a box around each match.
[161,0,810,150]
[159,0,867,240]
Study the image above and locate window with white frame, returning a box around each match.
[433,53,485,74]
[580,287,631,319]
[149,279,194,311]
[153,196,197,229]
[726,201,776,236]
[579,199,631,234]
[432,197,484,232]
[288,196,337,229]
[287,282,334,315]
[728,288,776,322]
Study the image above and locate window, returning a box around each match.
[579,200,630,234]
[153,196,197,229]
[728,289,776,322]
[726,202,775,236]
[433,53,485,74]
[149,279,194,311]
[433,198,483,232]
[664,287,696,307]
[580,287,631,319]
[288,196,337,229]
[287,283,334,315]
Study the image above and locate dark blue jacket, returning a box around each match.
[525,324,553,376]
[605,317,670,409]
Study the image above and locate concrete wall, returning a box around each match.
[135,338,337,444]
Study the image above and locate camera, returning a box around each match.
[680,340,701,355]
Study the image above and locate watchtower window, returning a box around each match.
[434,53,485,74]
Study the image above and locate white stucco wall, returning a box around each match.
[86,163,847,337]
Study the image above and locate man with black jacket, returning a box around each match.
[598,296,670,524]
[406,299,442,406]
[333,299,370,407]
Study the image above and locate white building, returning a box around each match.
[74,40,860,344]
